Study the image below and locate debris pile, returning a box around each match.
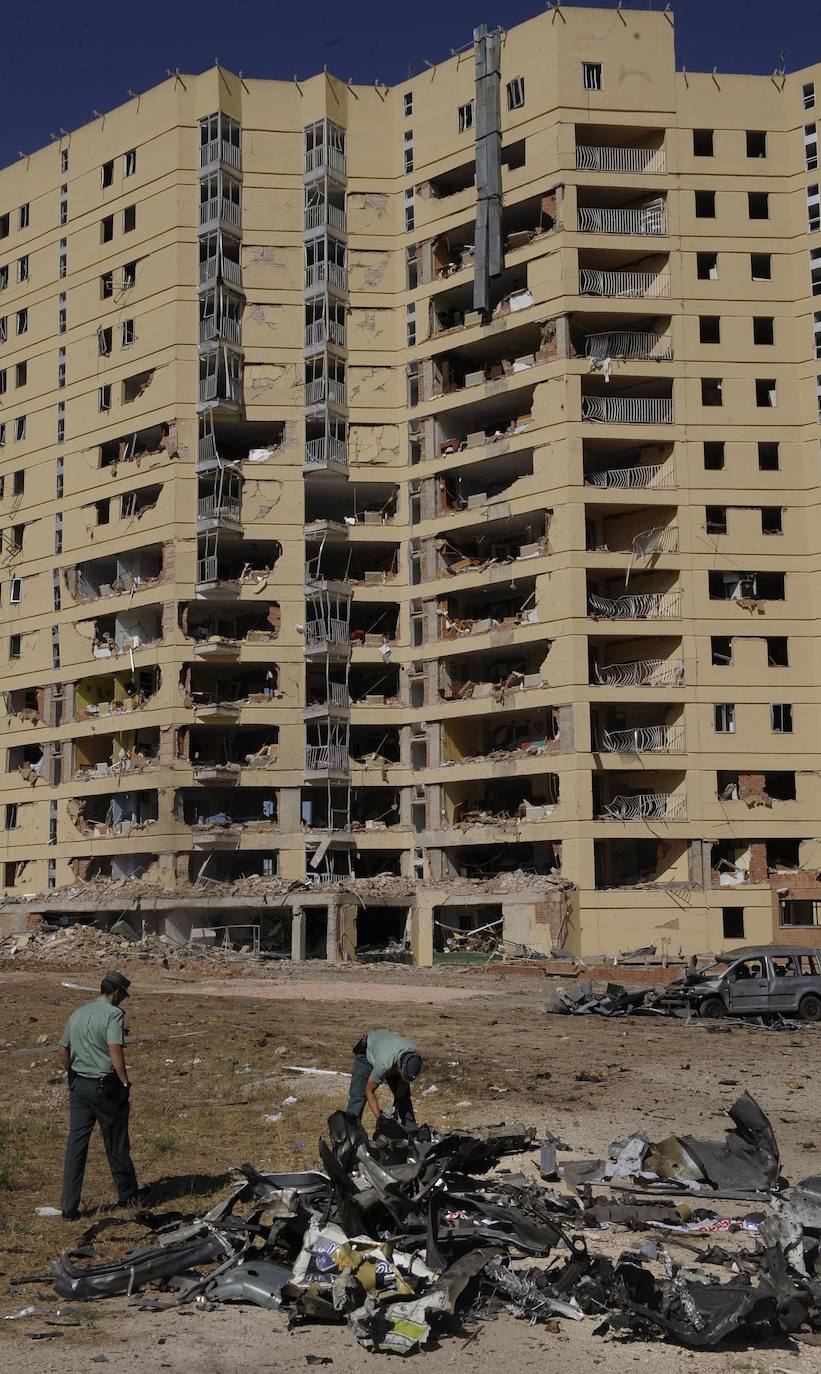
[45,1098,821,1353]
[548,981,667,1018]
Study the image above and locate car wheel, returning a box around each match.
[698,996,725,1019]
[799,993,821,1023]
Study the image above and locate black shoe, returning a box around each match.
[62,1210,79,1220]
[116,1187,149,1209]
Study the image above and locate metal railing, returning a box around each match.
[200,197,241,227]
[200,139,241,170]
[586,461,675,491]
[582,395,673,424]
[578,205,666,235]
[305,744,349,772]
[304,204,346,232]
[198,374,242,405]
[602,792,686,822]
[588,590,682,620]
[576,144,666,175]
[200,255,242,289]
[304,319,346,349]
[305,437,348,466]
[198,432,218,466]
[594,657,684,688]
[305,618,350,648]
[221,256,241,287]
[197,495,241,523]
[630,525,679,560]
[197,555,219,583]
[585,330,672,362]
[601,724,685,754]
[329,682,349,706]
[305,146,346,176]
[579,268,670,299]
[198,316,241,346]
[305,261,347,291]
[305,377,346,407]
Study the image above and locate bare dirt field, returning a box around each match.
[1,961,820,1373]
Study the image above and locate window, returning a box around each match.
[722,908,745,940]
[58,291,66,334]
[14,416,25,441]
[96,499,110,525]
[767,636,789,667]
[18,203,29,230]
[507,76,525,110]
[581,62,603,91]
[9,634,21,660]
[0,315,5,342]
[406,302,416,347]
[98,325,112,356]
[457,101,474,134]
[54,513,62,555]
[57,346,66,389]
[406,246,418,291]
[55,456,63,500]
[758,441,779,470]
[815,311,821,360]
[748,191,769,219]
[771,703,793,733]
[403,131,414,174]
[0,423,5,447]
[804,83,816,111]
[404,188,414,232]
[699,315,720,343]
[753,316,774,345]
[101,159,114,188]
[98,384,112,412]
[761,506,783,534]
[56,401,65,444]
[812,247,821,297]
[60,147,69,173]
[697,251,718,280]
[403,92,413,117]
[101,214,114,243]
[714,703,736,733]
[58,236,67,278]
[808,184,820,232]
[123,204,136,232]
[4,804,17,831]
[0,265,6,289]
[59,184,68,225]
[701,377,722,406]
[755,378,776,407]
[806,124,819,172]
[703,441,725,470]
[407,361,419,407]
[711,635,732,666]
[16,308,27,335]
[695,190,715,218]
[693,129,714,156]
[123,148,137,176]
[0,368,6,394]
[121,318,135,347]
[14,361,26,388]
[123,261,136,288]
[9,578,21,605]
[17,255,28,283]
[101,270,113,298]
[12,470,24,496]
[746,130,766,158]
[52,626,60,670]
[706,505,727,534]
[751,252,771,281]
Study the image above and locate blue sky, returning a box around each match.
[0,0,817,170]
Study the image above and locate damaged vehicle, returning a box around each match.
[657,947,821,1022]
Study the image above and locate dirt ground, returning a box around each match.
[1,961,820,1373]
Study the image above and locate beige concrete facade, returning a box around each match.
[0,8,820,962]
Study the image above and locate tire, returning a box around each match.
[798,993,821,1023]
[698,996,725,1020]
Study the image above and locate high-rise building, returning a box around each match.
[0,7,819,963]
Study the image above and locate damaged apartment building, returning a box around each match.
[0,6,819,962]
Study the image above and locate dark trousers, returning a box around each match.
[61,1075,138,1215]
[346,1051,417,1130]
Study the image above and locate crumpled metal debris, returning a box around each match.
[548,980,673,1018]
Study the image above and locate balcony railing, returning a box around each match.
[305,436,348,467]
[594,657,684,688]
[197,555,219,583]
[197,495,241,523]
[305,618,350,648]
[578,205,666,236]
[630,525,679,560]
[305,262,347,291]
[588,590,682,620]
[199,197,241,228]
[198,374,242,406]
[199,316,241,346]
[304,319,346,349]
[602,792,686,822]
[198,255,241,288]
[576,145,666,175]
[579,268,670,300]
[585,330,672,362]
[198,432,219,466]
[306,743,349,772]
[587,460,675,491]
[582,395,673,424]
[200,139,241,170]
[601,724,685,754]
[305,377,346,407]
[305,146,346,177]
[304,204,346,233]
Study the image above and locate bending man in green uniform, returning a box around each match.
[57,970,139,1219]
[346,1028,424,1132]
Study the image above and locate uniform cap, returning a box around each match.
[103,970,131,996]
[399,1051,423,1082]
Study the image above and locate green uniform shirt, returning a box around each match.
[59,997,125,1078]
[365,1029,418,1085]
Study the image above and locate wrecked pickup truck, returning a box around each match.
[656,945,821,1021]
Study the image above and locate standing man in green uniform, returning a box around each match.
[57,970,139,1219]
[346,1028,424,1132]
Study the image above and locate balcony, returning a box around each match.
[582,394,673,424]
[579,268,670,300]
[304,318,345,350]
[588,590,681,620]
[305,743,350,776]
[198,348,243,410]
[199,196,241,229]
[593,657,684,688]
[200,138,241,171]
[196,493,242,530]
[304,618,351,654]
[578,204,666,236]
[586,458,675,491]
[599,792,686,822]
[305,375,346,408]
[199,312,242,347]
[585,329,672,362]
[600,724,685,755]
[305,202,346,233]
[305,145,346,178]
[305,436,348,469]
[576,145,666,175]
[304,261,347,292]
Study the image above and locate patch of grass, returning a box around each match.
[0,1125,19,1190]
[154,1136,177,1155]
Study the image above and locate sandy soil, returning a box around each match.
[1,963,820,1372]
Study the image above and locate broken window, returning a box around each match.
[101,214,114,243]
[457,101,474,134]
[711,635,732,666]
[404,188,414,232]
[746,130,766,158]
[753,316,774,345]
[699,315,720,343]
[507,77,525,110]
[17,254,28,282]
[0,265,6,289]
[57,346,66,389]
[58,291,66,333]
[693,128,713,156]
[60,148,68,172]
[14,360,26,388]
[99,384,111,412]
[714,703,735,733]
[697,251,718,280]
[581,62,603,91]
[701,377,722,406]
[0,368,6,395]
[808,184,821,232]
[722,907,745,939]
[123,261,136,288]
[758,441,779,470]
[121,318,135,346]
[101,159,114,188]
[703,441,724,470]
[771,703,793,733]
[14,415,25,441]
[123,369,154,402]
[404,130,414,174]
[98,326,112,356]
[96,499,110,525]
[403,91,412,117]
[406,246,417,290]
[59,185,68,225]
[781,898,820,927]
[9,577,21,605]
[695,190,716,218]
[706,505,727,534]
[57,401,65,444]
[755,378,776,407]
[9,634,21,659]
[761,506,782,534]
[123,204,136,233]
[101,270,113,299]
[16,308,27,335]
[406,302,416,347]
[123,148,136,176]
[12,469,23,496]
[767,636,788,666]
[806,124,819,172]
[748,191,769,219]
[54,512,62,555]
[751,252,771,281]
